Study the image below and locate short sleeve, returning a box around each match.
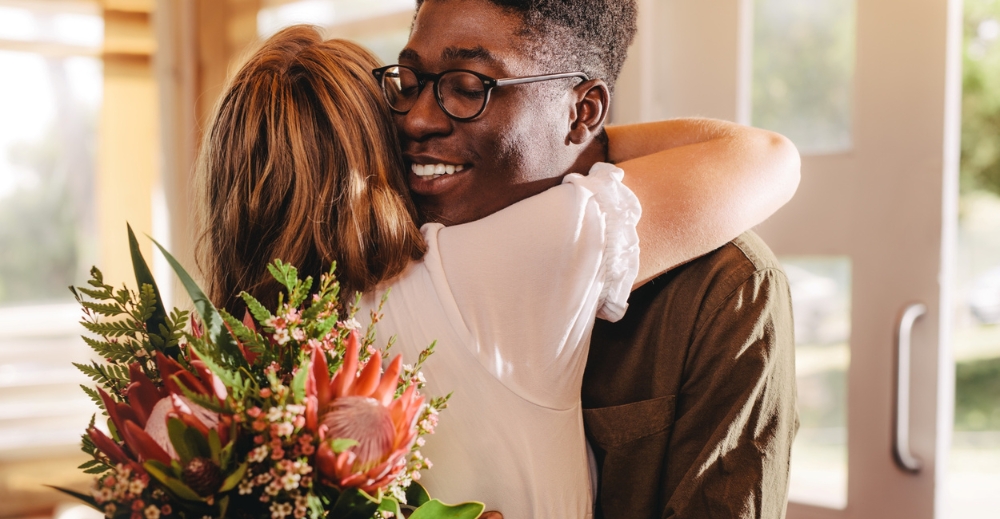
[418,163,641,408]
[562,162,641,322]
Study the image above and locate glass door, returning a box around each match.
[615,0,962,517]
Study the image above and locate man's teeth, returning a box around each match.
[412,163,465,177]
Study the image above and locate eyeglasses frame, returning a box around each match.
[372,64,590,121]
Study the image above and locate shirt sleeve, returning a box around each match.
[420,162,640,408]
[661,268,798,519]
[582,235,798,519]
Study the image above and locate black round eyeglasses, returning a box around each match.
[372,64,590,121]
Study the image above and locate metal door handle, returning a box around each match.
[893,303,925,473]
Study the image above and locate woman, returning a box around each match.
[199,26,798,518]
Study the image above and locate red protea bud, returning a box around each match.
[181,457,223,496]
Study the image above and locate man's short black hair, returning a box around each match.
[415,0,638,90]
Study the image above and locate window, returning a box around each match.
[751,0,856,155]
[0,0,102,458]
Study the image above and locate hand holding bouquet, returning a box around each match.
[56,227,483,519]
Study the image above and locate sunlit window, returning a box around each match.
[0,0,102,457]
[782,256,851,510]
[751,0,856,155]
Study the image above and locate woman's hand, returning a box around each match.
[607,118,801,288]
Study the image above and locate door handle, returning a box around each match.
[893,302,926,473]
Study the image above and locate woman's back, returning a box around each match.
[362,164,640,518]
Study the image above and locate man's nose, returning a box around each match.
[397,82,452,143]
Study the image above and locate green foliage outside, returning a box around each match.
[958,0,1000,433]
[955,357,1000,430]
[0,125,88,304]
[752,0,855,154]
[0,57,96,306]
[962,0,1000,196]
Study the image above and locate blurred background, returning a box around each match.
[0,0,994,518]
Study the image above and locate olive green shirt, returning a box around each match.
[583,232,798,519]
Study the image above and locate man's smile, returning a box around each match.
[411,162,466,177]
[406,156,472,196]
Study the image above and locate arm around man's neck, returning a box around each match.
[603,118,800,289]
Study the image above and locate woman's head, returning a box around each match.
[199,25,425,313]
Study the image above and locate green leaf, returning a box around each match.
[241,291,273,326]
[220,432,235,468]
[218,495,230,519]
[144,461,204,502]
[145,459,177,478]
[219,308,266,352]
[208,428,222,465]
[291,358,309,403]
[77,459,100,470]
[405,481,432,508]
[409,499,485,519]
[151,238,247,371]
[79,384,103,408]
[330,438,359,454]
[218,461,248,493]
[167,418,194,464]
[378,496,402,517]
[128,224,176,358]
[327,487,380,519]
[183,422,211,459]
[267,260,299,294]
[47,486,100,510]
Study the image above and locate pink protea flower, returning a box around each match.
[89,352,229,467]
[305,331,424,493]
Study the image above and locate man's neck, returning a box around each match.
[566,129,610,176]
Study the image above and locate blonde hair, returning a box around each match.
[198,25,425,313]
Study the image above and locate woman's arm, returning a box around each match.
[607,119,800,288]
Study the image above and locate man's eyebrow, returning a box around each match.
[398,46,502,69]
[398,48,420,63]
[441,46,501,67]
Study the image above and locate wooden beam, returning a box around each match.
[95,0,157,287]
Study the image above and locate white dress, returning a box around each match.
[359,163,641,519]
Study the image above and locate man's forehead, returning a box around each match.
[398,45,505,70]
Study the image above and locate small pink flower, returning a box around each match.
[160,505,172,516]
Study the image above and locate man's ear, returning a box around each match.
[568,79,610,145]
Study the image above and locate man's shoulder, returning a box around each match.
[642,231,784,309]
[729,230,783,272]
[691,230,782,278]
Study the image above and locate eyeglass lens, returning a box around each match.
[380,66,487,119]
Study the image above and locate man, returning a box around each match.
[389,0,799,517]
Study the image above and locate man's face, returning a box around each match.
[396,0,577,225]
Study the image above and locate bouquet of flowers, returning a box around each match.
[54,226,484,519]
